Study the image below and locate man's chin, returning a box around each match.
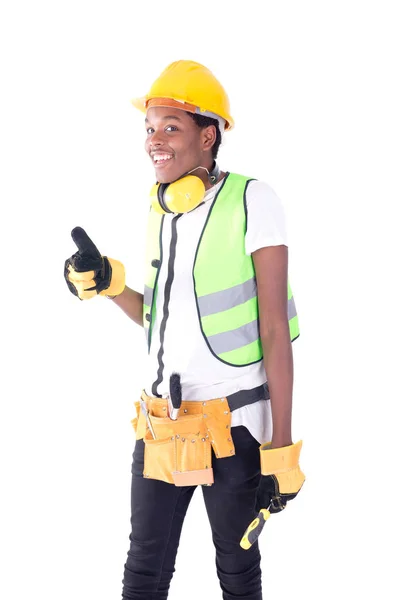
[155,174,173,184]
[154,170,185,185]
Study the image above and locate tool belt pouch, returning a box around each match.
[130,402,140,433]
[142,413,214,486]
[131,401,147,440]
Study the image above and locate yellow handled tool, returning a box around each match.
[241,440,305,550]
[240,509,270,550]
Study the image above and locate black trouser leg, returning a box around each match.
[202,426,263,600]
[122,440,196,600]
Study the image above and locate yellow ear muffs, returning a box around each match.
[150,175,206,215]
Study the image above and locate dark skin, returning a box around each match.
[144,106,226,186]
[114,105,293,447]
[252,245,293,448]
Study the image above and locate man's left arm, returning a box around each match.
[252,244,293,449]
[240,244,305,549]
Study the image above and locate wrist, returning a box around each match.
[270,437,293,449]
[98,258,126,297]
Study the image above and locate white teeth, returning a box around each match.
[153,154,173,163]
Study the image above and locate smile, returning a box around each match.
[152,153,174,165]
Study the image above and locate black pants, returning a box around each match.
[122,425,263,600]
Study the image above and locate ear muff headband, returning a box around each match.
[207,161,220,185]
[157,183,173,213]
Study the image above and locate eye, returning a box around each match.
[165,125,178,132]
[146,127,154,135]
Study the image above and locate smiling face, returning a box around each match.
[144,106,216,185]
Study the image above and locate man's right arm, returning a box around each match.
[65,229,144,326]
[110,286,144,327]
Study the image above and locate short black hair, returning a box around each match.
[186,112,222,159]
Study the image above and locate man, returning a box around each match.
[65,60,305,600]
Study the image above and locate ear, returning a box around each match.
[201,125,217,152]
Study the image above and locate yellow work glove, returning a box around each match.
[240,441,305,549]
[64,227,125,300]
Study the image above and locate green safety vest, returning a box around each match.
[143,173,299,366]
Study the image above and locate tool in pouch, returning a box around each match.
[171,373,213,486]
[139,400,156,439]
[133,373,235,487]
[137,370,183,439]
[167,373,213,486]
[167,372,182,420]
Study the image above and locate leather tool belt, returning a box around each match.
[131,384,269,487]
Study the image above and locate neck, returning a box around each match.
[188,161,223,190]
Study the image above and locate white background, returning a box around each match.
[1,1,399,598]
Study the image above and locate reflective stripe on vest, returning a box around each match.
[143,172,299,364]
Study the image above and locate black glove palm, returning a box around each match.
[256,472,299,514]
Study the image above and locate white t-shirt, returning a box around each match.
[143,174,288,444]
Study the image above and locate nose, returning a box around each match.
[149,128,166,147]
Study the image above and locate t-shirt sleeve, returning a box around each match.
[244,180,288,256]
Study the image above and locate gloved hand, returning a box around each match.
[64,227,125,300]
[240,440,305,549]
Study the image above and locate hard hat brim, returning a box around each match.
[131,96,147,113]
[131,95,233,130]
[131,96,198,114]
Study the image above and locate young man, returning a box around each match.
[65,60,305,600]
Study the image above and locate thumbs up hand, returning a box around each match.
[64,227,125,300]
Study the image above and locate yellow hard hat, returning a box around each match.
[131,60,234,130]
